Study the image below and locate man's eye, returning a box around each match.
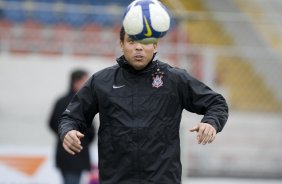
[127,37,135,43]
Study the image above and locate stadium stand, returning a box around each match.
[0,0,180,57]
[32,9,59,25]
[2,6,26,23]
[0,19,12,51]
[233,0,282,102]
[173,0,281,112]
[0,0,281,111]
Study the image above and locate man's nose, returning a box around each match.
[135,42,143,50]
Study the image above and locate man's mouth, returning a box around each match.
[134,55,144,60]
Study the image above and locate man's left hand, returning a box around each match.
[189,123,216,145]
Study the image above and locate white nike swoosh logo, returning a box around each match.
[113,85,125,89]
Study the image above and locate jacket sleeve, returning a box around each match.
[58,75,99,141]
[48,100,61,134]
[177,69,229,133]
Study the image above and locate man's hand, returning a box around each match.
[189,123,216,145]
[62,130,85,155]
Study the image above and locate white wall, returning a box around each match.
[0,54,110,183]
[0,54,114,146]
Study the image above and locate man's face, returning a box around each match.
[120,33,158,70]
[74,75,88,92]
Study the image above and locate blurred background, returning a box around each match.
[0,0,282,183]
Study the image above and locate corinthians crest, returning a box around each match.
[152,61,164,88]
[152,75,163,88]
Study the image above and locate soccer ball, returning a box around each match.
[122,0,171,44]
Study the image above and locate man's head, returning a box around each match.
[70,69,88,92]
[120,26,158,70]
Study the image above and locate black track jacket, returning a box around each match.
[58,56,229,184]
[49,91,95,172]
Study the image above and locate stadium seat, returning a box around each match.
[0,19,13,52]
[65,0,90,5]
[88,0,107,6]
[0,19,13,38]
[32,10,59,25]
[21,20,43,41]
[88,13,121,27]
[39,23,72,55]
[88,0,132,6]
[9,20,43,54]
[3,9,27,23]
[72,23,102,56]
[63,11,87,27]
[4,0,22,1]
[37,0,58,2]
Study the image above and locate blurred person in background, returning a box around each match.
[58,27,229,184]
[49,69,96,184]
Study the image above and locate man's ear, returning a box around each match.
[153,42,158,52]
[120,40,124,52]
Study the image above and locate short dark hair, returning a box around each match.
[120,26,126,42]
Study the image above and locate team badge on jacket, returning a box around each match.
[152,75,163,88]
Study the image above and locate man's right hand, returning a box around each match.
[62,130,84,155]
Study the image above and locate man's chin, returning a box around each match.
[132,63,146,70]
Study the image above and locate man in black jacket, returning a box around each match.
[58,27,228,184]
[49,69,96,184]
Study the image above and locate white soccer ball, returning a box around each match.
[122,0,171,44]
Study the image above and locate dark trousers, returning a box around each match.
[61,171,82,184]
